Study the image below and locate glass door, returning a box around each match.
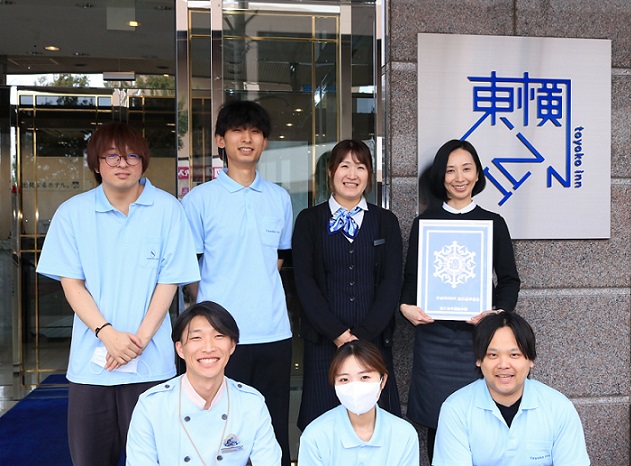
[15,89,111,386]
[176,1,384,208]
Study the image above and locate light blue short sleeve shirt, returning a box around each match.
[298,404,420,466]
[36,179,200,385]
[182,169,293,344]
[433,378,590,466]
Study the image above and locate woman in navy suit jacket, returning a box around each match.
[292,139,403,431]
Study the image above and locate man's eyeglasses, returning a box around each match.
[99,153,142,167]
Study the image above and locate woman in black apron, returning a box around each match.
[400,139,520,461]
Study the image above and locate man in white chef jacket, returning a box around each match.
[126,301,281,465]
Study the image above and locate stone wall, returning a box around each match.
[386,1,631,465]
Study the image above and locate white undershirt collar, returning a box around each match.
[182,373,226,410]
[442,200,477,214]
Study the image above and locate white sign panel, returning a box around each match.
[417,33,611,239]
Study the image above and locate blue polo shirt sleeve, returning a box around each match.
[278,189,293,251]
[297,429,327,466]
[434,399,474,466]
[398,425,421,466]
[550,399,590,466]
[181,188,206,255]
[36,198,86,281]
[155,196,200,286]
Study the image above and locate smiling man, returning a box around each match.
[433,311,590,466]
[181,100,293,465]
[126,301,281,465]
[36,123,200,466]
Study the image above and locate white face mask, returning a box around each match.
[334,380,382,415]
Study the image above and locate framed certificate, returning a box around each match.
[417,219,493,320]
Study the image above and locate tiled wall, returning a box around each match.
[386,1,631,465]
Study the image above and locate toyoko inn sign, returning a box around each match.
[417,33,611,239]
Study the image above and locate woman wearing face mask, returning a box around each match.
[297,340,419,466]
[292,139,403,432]
[400,139,520,461]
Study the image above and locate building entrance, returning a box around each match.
[6,1,385,460]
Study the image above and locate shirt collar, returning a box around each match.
[95,177,153,212]
[337,404,385,449]
[442,199,476,214]
[476,378,538,413]
[328,194,368,215]
[182,373,227,410]
[217,168,262,193]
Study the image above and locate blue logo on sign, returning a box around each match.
[460,71,582,206]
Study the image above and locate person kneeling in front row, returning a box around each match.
[298,340,419,465]
[433,311,589,466]
[126,301,281,465]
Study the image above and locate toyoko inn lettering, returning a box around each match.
[417,34,611,239]
[573,126,585,188]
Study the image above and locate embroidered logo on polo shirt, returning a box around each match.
[141,241,161,269]
[220,434,244,454]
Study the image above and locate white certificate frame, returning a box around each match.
[417,219,493,320]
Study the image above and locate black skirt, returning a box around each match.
[406,320,480,429]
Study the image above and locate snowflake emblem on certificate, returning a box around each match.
[433,241,476,288]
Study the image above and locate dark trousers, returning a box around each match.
[225,338,292,466]
[68,381,160,466]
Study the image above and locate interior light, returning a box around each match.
[128,20,140,27]
[45,46,60,52]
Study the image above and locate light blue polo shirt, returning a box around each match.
[298,404,420,466]
[37,178,200,386]
[434,378,590,466]
[182,169,293,344]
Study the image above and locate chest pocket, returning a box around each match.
[260,216,283,248]
[526,441,553,465]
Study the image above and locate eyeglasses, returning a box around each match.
[99,153,142,167]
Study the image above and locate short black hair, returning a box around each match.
[172,301,240,345]
[427,139,486,202]
[473,312,537,363]
[214,100,271,139]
